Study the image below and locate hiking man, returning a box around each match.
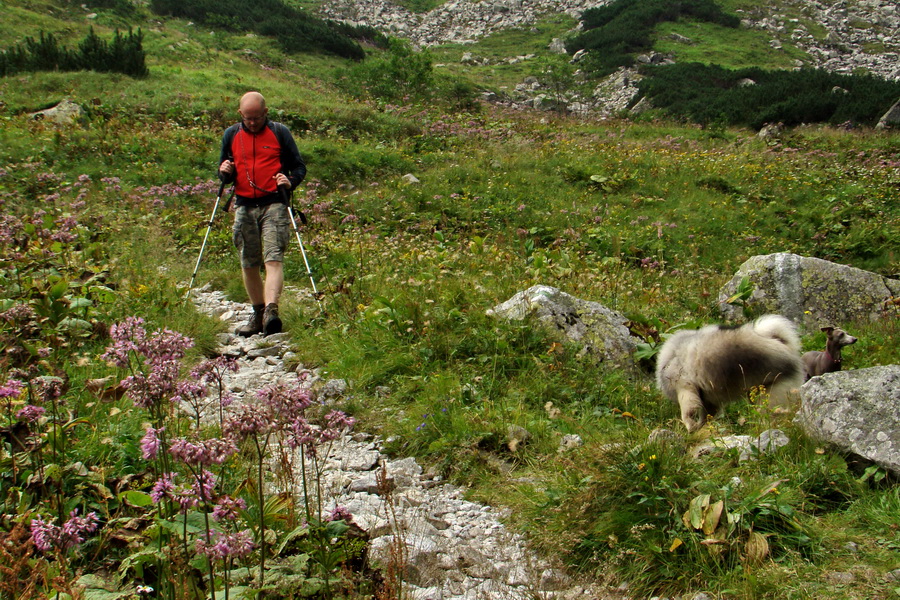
[218,91,306,336]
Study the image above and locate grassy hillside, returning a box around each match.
[1,1,899,599]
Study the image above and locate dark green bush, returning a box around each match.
[567,0,739,77]
[150,0,387,60]
[637,63,900,127]
[0,28,147,78]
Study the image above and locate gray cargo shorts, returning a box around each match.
[232,203,290,269]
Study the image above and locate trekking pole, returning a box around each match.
[188,181,229,293]
[281,187,323,312]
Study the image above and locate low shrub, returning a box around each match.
[0,28,147,77]
[637,63,900,127]
[149,0,385,60]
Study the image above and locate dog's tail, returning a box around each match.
[752,314,801,353]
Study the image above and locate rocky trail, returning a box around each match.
[190,286,613,600]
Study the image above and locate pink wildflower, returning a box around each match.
[16,405,45,422]
[212,496,246,522]
[30,510,99,554]
[195,529,254,560]
[140,426,164,460]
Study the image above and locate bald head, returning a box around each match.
[238,92,268,132]
[240,91,266,112]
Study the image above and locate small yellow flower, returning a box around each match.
[649,455,657,460]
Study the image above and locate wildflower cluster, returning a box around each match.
[102,317,194,414]
[150,469,219,509]
[169,437,238,467]
[30,510,99,554]
[195,529,255,560]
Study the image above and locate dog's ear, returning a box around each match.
[820,327,834,334]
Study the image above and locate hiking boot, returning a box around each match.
[235,304,264,337]
[263,303,282,336]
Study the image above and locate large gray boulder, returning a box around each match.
[29,99,85,125]
[796,366,900,476]
[718,253,900,330]
[487,285,637,366]
[875,97,900,130]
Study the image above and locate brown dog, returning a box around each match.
[802,327,857,380]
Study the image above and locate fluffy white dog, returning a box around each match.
[655,315,803,432]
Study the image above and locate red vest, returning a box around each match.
[230,125,282,198]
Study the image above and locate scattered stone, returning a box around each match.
[548,37,567,53]
[825,571,856,585]
[571,49,587,63]
[648,428,685,450]
[246,345,282,359]
[876,97,900,130]
[401,173,421,185]
[669,33,693,44]
[320,378,349,399]
[460,51,479,65]
[349,474,385,493]
[796,366,900,476]
[757,122,783,139]
[533,94,566,112]
[29,99,85,125]
[844,541,859,554]
[737,77,757,87]
[540,568,572,591]
[558,434,583,453]
[693,430,790,461]
[344,449,380,472]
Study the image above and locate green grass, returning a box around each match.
[2,0,900,598]
[654,20,810,69]
[429,13,578,90]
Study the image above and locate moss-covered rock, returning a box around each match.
[796,365,900,476]
[718,253,900,331]
[487,284,637,367]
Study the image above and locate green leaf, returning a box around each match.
[634,342,658,361]
[59,317,92,332]
[90,285,117,303]
[685,494,711,530]
[119,490,154,508]
[157,516,203,537]
[68,297,93,309]
[275,523,310,556]
[76,574,135,600]
[49,279,69,300]
[118,547,163,577]
[324,519,350,538]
